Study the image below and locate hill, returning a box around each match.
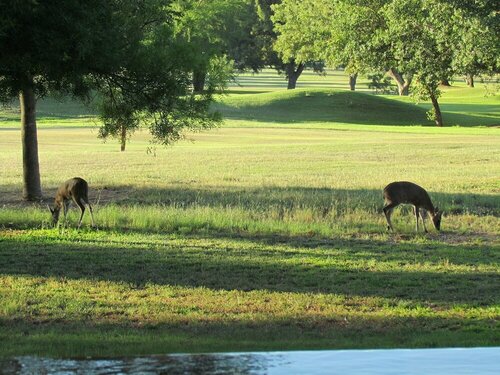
[216,89,432,126]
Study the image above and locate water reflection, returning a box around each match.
[1,353,275,375]
[2,348,499,375]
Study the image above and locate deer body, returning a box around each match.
[383,181,441,232]
[49,177,95,228]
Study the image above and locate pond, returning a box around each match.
[2,347,499,374]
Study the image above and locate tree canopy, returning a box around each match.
[0,0,222,199]
[171,0,262,92]
[271,0,499,125]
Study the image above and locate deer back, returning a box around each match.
[384,181,434,211]
[55,177,89,205]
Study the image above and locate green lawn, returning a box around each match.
[0,69,499,358]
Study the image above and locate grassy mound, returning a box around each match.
[217,89,431,125]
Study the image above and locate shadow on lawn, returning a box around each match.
[1,184,498,222]
[100,185,498,216]
[0,231,498,305]
[1,183,499,230]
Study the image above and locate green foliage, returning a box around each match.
[271,0,499,123]
[254,0,284,69]
[94,10,222,147]
[368,74,396,94]
[448,2,499,79]
[172,0,261,72]
[0,0,118,100]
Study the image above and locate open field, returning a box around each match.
[0,70,499,358]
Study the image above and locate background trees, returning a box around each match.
[447,1,500,87]
[255,0,314,89]
[271,0,499,125]
[272,0,382,91]
[172,0,261,92]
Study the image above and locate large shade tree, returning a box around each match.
[379,0,498,125]
[0,0,221,199]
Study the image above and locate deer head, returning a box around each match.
[432,208,442,231]
[47,204,61,225]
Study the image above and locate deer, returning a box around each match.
[48,177,95,229]
[383,181,442,233]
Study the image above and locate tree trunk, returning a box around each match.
[193,69,206,93]
[466,74,474,88]
[120,124,126,152]
[349,73,358,91]
[440,79,451,86]
[429,92,443,127]
[387,68,411,96]
[286,62,305,89]
[20,88,43,201]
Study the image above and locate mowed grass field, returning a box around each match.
[0,70,499,358]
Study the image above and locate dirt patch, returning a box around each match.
[384,231,499,246]
[437,231,499,246]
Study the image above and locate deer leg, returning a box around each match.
[383,203,397,231]
[414,206,420,232]
[62,199,70,228]
[74,198,86,229]
[87,202,96,228]
[420,209,428,233]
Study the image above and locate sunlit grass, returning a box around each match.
[1,227,499,357]
[0,71,499,358]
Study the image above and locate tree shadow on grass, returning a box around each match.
[4,183,498,215]
[0,233,498,305]
[1,183,498,246]
[87,185,498,217]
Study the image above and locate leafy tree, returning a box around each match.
[376,0,457,125]
[271,0,327,87]
[0,0,221,199]
[255,0,313,89]
[379,0,499,125]
[447,1,499,87]
[95,8,223,152]
[172,0,260,92]
[272,0,407,92]
[272,0,498,125]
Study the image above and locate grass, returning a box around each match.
[0,69,499,358]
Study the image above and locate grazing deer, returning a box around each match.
[48,177,95,228]
[383,181,442,233]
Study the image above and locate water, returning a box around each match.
[1,347,499,374]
